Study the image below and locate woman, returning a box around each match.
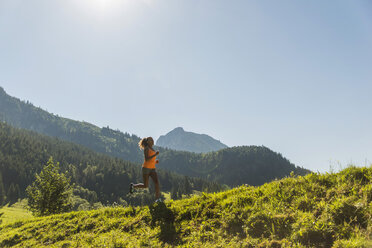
[130,137,161,201]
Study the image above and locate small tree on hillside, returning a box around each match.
[26,157,72,216]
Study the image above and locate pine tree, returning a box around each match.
[26,157,73,216]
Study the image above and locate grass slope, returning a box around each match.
[1,166,371,247]
[0,200,33,226]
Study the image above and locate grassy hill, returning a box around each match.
[1,166,371,247]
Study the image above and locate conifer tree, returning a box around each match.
[26,157,72,216]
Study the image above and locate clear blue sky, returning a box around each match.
[1,0,371,172]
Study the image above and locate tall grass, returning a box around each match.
[0,166,371,247]
[0,200,33,226]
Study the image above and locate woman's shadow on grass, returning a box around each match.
[149,202,181,245]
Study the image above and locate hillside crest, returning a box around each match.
[1,166,371,247]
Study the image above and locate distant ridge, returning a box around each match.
[156,127,228,153]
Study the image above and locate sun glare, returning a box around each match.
[74,0,130,17]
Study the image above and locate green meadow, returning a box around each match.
[1,166,371,247]
[0,200,33,226]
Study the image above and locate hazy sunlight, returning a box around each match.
[74,0,132,17]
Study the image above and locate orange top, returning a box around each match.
[143,148,156,169]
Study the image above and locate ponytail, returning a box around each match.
[138,137,154,150]
[138,137,148,150]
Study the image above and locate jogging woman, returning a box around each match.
[130,137,161,201]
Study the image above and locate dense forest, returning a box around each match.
[0,87,310,188]
[0,122,224,207]
[158,146,310,187]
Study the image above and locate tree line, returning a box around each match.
[0,122,224,207]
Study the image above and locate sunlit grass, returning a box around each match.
[1,166,371,247]
[0,199,33,225]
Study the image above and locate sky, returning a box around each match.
[0,0,371,172]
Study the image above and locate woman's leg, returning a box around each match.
[134,173,149,189]
[149,171,160,199]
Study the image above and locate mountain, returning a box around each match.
[156,127,228,153]
[0,121,223,206]
[0,87,310,187]
[1,166,371,247]
[0,86,143,164]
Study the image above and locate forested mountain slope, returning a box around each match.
[157,146,310,186]
[0,122,223,206]
[1,166,371,247]
[0,87,143,163]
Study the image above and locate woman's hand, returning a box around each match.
[156,160,159,164]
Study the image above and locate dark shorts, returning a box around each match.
[142,167,156,175]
